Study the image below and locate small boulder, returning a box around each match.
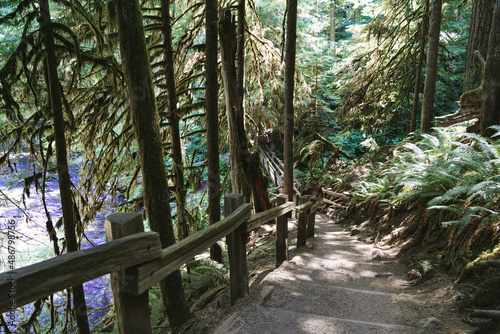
[372,250,389,261]
[419,317,443,328]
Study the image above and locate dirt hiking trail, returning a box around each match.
[210,214,470,334]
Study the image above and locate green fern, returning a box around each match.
[354,126,500,229]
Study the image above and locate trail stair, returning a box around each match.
[214,214,440,334]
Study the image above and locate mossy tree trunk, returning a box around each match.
[219,7,270,212]
[205,0,223,262]
[420,0,442,133]
[464,0,494,94]
[283,0,298,201]
[410,0,429,133]
[114,0,190,327]
[38,1,90,333]
[161,0,190,241]
[480,0,500,137]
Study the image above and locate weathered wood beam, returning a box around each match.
[470,310,500,321]
[297,196,309,247]
[322,198,345,208]
[311,201,321,213]
[225,194,248,304]
[322,188,351,201]
[0,232,161,313]
[123,203,252,295]
[306,197,317,238]
[106,213,152,333]
[295,200,314,213]
[275,195,289,266]
[246,201,294,232]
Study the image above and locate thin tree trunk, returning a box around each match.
[329,1,335,40]
[205,0,222,262]
[420,0,442,133]
[161,0,190,241]
[237,0,245,106]
[38,2,90,333]
[283,0,298,201]
[480,0,500,137]
[115,0,190,327]
[410,0,430,133]
[464,0,494,94]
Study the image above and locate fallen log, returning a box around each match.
[469,310,500,321]
[322,198,345,208]
[314,133,354,160]
[322,188,351,202]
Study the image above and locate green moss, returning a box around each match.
[459,86,482,108]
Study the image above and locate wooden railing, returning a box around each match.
[0,194,319,333]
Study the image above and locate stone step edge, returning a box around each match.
[262,276,409,298]
[257,306,418,331]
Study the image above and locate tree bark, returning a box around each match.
[115,0,190,327]
[330,1,336,41]
[463,0,494,94]
[480,0,500,137]
[420,0,442,133]
[161,0,190,241]
[205,0,222,262]
[410,0,430,133]
[220,9,244,195]
[219,8,270,212]
[283,0,298,201]
[38,1,90,333]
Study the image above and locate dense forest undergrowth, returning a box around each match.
[1,0,500,332]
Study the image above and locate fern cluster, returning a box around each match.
[354,126,500,229]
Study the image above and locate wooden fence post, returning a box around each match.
[275,194,289,267]
[306,197,317,238]
[297,196,309,247]
[224,194,248,304]
[105,213,151,334]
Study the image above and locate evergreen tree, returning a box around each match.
[283,0,298,201]
[480,0,500,137]
[38,1,90,332]
[114,0,190,327]
[421,0,443,133]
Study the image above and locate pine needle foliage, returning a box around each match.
[354,126,500,229]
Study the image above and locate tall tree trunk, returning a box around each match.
[161,0,190,241]
[464,0,494,93]
[330,0,336,54]
[205,0,222,262]
[38,1,90,333]
[283,0,298,201]
[220,9,244,195]
[480,0,500,137]
[420,0,442,133]
[410,0,430,133]
[329,1,336,41]
[219,8,270,212]
[114,0,190,327]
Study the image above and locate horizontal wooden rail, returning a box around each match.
[123,203,252,295]
[0,232,161,313]
[0,193,320,333]
[295,200,314,213]
[246,201,294,232]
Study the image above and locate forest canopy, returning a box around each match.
[1,0,499,332]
